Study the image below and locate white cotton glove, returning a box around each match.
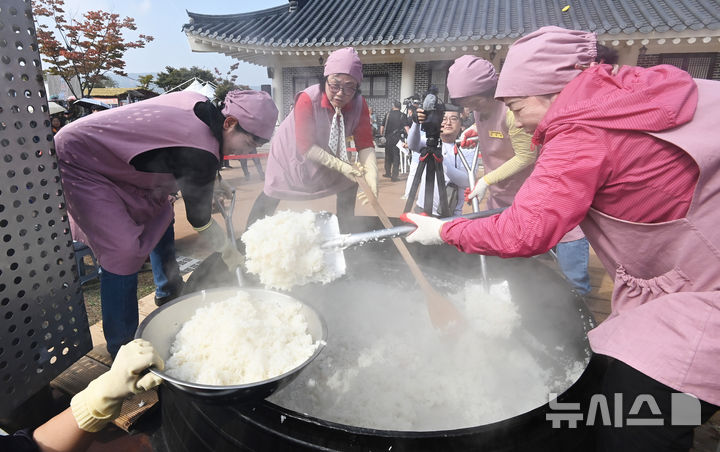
[71,339,164,432]
[400,213,449,246]
[306,145,365,181]
[465,177,488,203]
[357,147,378,198]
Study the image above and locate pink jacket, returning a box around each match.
[443,64,720,404]
[442,65,698,256]
[55,92,219,274]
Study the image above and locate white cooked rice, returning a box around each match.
[164,291,319,386]
[242,210,343,290]
[268,280,588,430]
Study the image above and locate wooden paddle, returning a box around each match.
[355,176,464,329]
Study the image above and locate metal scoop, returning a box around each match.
[453,137,491,292]
[213,177,244,287]
[320,208,505,254]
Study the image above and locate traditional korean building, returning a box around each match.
[183,0,720,120]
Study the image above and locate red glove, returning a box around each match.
[459,127,479,148]
[400,212,428,224]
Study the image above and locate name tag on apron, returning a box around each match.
[489,130,504,139]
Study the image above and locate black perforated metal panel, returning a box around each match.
[0,0,92,416]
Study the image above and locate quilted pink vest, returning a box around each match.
[264,85,364,200]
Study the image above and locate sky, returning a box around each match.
[43,0,288,86]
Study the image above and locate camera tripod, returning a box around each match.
[403,135,451,217]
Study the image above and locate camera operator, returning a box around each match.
[380,100,407,181]
[405,104,472,216]
[414,55,591,297]
[417,56,535,210]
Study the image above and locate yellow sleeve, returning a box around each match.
[481,110,536,185]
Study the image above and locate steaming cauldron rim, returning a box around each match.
[253,250,599,434]
[157,236,604,450]
[194,352,599,438]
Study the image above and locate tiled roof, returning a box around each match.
[184,0,720,48]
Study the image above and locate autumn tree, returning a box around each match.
[32,0,153,99]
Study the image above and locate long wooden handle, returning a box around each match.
[356,177,450,299]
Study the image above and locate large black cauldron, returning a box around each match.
[165,217,604,451]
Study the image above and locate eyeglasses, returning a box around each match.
[327,83,357,95]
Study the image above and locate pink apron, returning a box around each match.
[560,225,585,243]
[54,92,219,275]
[581,79,720,405]
[263,85,363,200]
[475,101,534,210]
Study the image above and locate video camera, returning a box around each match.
[420,85,445,149]
[402,95,421,109]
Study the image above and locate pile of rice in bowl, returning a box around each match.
[165,290,322,386]
[242,210,344,291]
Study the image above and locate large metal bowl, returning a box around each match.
[134,287,327,403]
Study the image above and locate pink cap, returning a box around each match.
[447,55,498,99]
[324,47,363,83]
[495,26,597,99]
[221,90,279,140]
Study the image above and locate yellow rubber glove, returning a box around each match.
[71,339,164,432]
[357,147,378,198]
[306,145,364,181]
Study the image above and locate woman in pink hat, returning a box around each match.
[247,47,378,228]
[404,26,720,449]
[419,54,592,295]
[444,55,536,210]
[55,89,278,357]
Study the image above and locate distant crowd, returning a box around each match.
[50,97,108,135]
